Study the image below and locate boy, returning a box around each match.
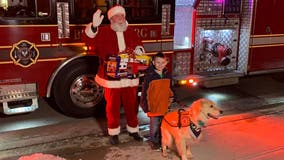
[141,52,175,150]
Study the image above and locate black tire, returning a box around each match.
[52,58,105,118]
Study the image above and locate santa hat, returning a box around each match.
[107,5,126,20]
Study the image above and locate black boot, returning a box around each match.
[149,141,161,151]
[129,132,143,141]
[109,135,119,145]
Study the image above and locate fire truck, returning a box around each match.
[0,0,175,117]
[1,0,284,117]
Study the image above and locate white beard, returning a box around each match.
[111,21,128,32]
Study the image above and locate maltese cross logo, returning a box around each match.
[10,40,39,67]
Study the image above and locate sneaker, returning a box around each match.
[109,135,119,145]
[129,132,143,141]
[150,142,161,151]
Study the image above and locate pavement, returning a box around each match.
[1,72,284,160]
[68,105,284,160]
[2,104,283,160]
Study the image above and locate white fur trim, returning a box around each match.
[108,5,126,20]
[95,75,139,88]
[85,23,97,38]
[116,32,126,52]
[126,125,139,133]
[108,126,121,135]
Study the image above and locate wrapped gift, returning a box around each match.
[106,56,122,78]
[106,53,150,79]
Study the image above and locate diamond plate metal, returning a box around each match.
[193,0,253,74]
[173,52,191,76]
[237,0,254,74]
[197,0,223,16]
[173,0,254,75]
[194,18,239,73]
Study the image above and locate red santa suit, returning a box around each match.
[83,21,144,136]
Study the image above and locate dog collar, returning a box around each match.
[198,120,205,127]
[190,121,201,139]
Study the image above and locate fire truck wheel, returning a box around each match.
[52,58,104,118]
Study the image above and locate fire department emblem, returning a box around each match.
[10,40,39,67]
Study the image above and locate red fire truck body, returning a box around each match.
[173,0,284,88]
[249,0,284,72]
[1,0,283,117]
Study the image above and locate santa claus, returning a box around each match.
[83,5,144,145]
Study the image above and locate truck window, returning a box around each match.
[0,0,50,18]
[73,0,97,23]
[123,0,159,22]
[72,0,162,24]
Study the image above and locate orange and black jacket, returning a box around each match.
[141,65,175,116]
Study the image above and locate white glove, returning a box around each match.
[92,9,104,27]
[134,46,145,55]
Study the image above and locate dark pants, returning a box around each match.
[149,116,163,145]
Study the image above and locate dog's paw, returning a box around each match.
[181,155,188,160]
[186,150,194,158]
[182,155,195,160]
[162,151,168,157]
[187,154,194,159]
[162,148,168,158]
[161,145,168,157]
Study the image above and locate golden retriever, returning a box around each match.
[161,98,222,160]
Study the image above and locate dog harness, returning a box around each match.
[163,109,201,139]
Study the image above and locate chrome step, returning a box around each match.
[0,83,39,115]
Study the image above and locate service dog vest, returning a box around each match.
[163,109,201,139]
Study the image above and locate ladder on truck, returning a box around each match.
[0,83,39,115]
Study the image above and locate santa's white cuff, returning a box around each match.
[95,75,139,88]
[108,126,121,135]
[126,125,139,133]
[85,23,98,38]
